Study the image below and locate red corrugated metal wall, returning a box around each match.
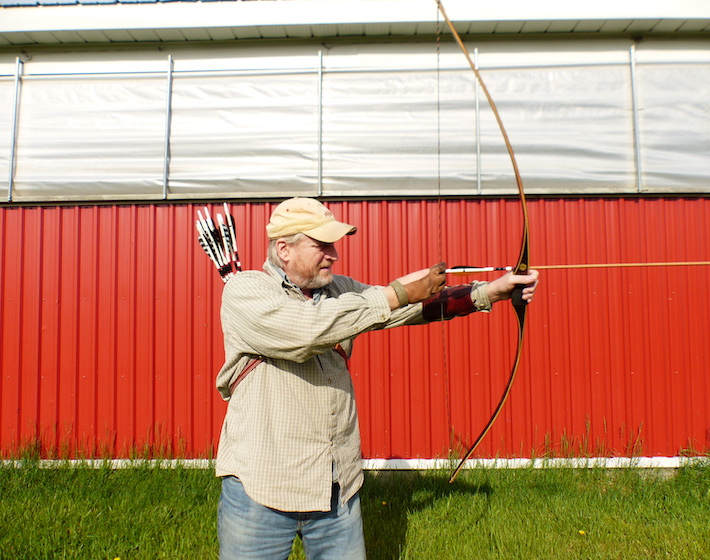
[1,198,709,460]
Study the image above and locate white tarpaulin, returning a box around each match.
[0,37,708,202]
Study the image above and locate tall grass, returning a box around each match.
[1,461,708,559]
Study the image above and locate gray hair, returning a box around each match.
[267,232,307,268]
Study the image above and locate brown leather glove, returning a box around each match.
[390,262,447,306]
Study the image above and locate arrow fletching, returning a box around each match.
[195,204,243,282]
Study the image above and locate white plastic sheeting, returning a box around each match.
[0,38,708,202]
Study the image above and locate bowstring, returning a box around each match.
[435,6,455,459]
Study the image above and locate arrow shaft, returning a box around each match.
[537,261,710,270]
[446,261,710,273]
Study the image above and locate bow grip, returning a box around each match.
[511,261,529,307]
[511,285,526,307]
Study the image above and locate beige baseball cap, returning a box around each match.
[266,198,357,243]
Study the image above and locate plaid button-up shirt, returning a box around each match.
[215,260,489,512]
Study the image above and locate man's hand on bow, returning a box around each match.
[386,262,447,309]
[486,269,540,304]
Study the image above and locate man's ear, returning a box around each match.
[275,239,291,264]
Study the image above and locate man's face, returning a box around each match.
[281,236,339,291]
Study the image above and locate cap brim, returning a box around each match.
[304,221,357,243]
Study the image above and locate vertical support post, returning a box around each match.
[629,43,643,193]
[162,54,174,200]
[8,57,23,202]
[317,50,324,197]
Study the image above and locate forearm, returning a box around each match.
[421,282,491,322]
[383,284,401,310]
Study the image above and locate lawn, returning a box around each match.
[1,461,708,559]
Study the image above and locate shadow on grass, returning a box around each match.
[360,470,492,560]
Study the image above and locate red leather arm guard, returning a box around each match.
[421,284,475,322]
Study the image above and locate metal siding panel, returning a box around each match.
[190,220,216,456]
[1,198,710,460]
[1,208,23,449]
[76,207,98,453]
[115,206,137,454]
[56,207,78,455]
[134,205,154,452]
[20,208,42,446]
[153,204,173,452]
[169,204,193,454]
[95,205,118,455]
[38,207,61,452]
[686,201,710,450]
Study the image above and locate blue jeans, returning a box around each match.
[218,476,366,560]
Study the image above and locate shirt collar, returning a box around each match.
[263,260,325,302]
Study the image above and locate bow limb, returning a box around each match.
[436,0,530,482]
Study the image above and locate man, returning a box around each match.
[215,197,539,560]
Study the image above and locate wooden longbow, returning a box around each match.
[435,0,530,483]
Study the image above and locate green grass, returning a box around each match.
[1,462,709,559]
[361,466,710,560]
[0,461,218,560]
